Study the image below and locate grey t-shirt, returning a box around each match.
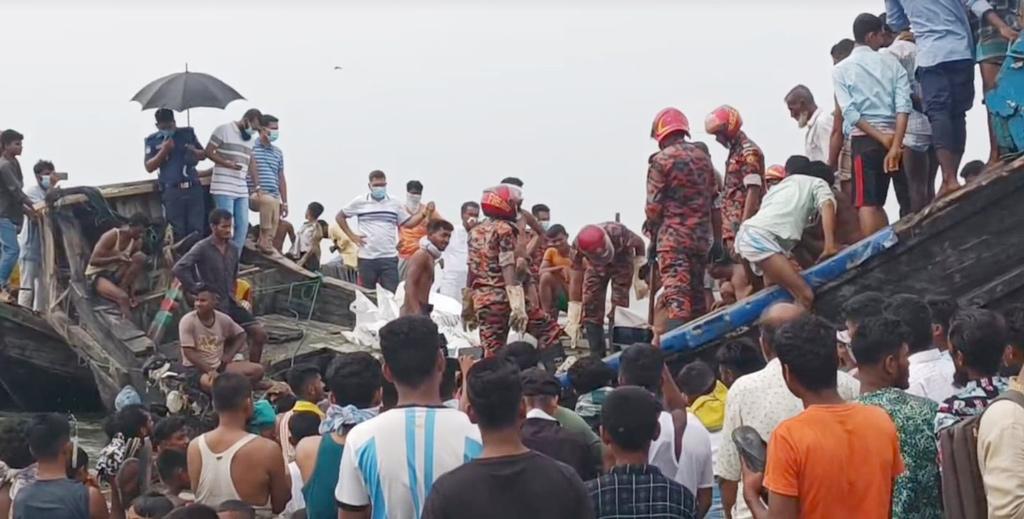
[13,478,88,519]
[0,157,29,225]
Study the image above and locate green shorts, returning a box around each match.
[556,291,568,312]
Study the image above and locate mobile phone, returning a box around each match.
[457,346,483,360]
[55,172,69,181]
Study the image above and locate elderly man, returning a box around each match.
[785,86,834,163]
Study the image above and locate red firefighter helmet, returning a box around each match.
[480,185,522,221]
[575,224,615,265]
[704,105,743,140]
[651,108,691,143]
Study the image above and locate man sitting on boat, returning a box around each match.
[178,287,265,392]
[173,208,270,363]
[85,213,150,318]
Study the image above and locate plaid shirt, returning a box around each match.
[586,464,696,519]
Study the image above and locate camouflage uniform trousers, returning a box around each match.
[658,249,708,323]
[474,287,562,356]
[582,262,632,326]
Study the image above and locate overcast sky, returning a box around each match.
[2,0,994,246]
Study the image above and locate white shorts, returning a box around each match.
[735,226,790,276]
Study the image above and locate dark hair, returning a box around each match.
[0,419,34,469]
[499,341,540,371]
[853,13,883,44]
[851,316,907,365]
[927,296,958,331]
[0,129,24,148]
[152,416,186,449]
[66,447,88,479]
[501,177,524,187]
[242,108,263,123]
[212,373,252,412]
[380,316,441,388]
[155,108,175,124]
[406,180,423,193]
[466,358,522,430]
[1004,304,1024,352]
[156,447,188,485]
[546,224,568,239]
[950,308,1007,376]
[131,491,175,519]
[531,204,550,217]
[803,160,835,186]
[288,412,322,446]
[327,352,382,408]
[33,160,55,176]
[165,504,219,519]
[217,500,255,518]
[287,364,322,399]
[128,213,151,229]
[26,413,69,460]
[831,38,855,61]
[307,202,325,219]
[774,315,838,391]
[440,358,459,401]
[715,338,766,377]
[784,155,810,176]
[567,356,614,395]
[460,201,480,215]
[368,170,386,182]
[427,219,454,234]
[961,160,986,180]
[209,208,233,226]
[601,386,662,451]
[259,114,278,127]
[842,291,886,326]
[619,344,664,394]
[883,294,933,353]
[111,404,150,439]
[274,394,297,414]
[676,361,716,397]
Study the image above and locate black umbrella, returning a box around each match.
[131,66,244,123]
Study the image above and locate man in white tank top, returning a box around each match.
[187,373,290,515]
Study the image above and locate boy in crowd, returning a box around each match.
[567,356,615,432]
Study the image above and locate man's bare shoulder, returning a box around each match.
[245,435,283,456]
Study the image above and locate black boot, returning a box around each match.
[585,323,606,358]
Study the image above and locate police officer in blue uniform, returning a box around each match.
[144,108,206,246]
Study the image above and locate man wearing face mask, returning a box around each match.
[206,108,263,253]
[17,160,60,310]
[397,180,442,280]
[402,219,454,316]
[438,201,479,300]
[335,170,430,292]
[144,108,206,246]
[785,85,834,163]
[247,114,288,254]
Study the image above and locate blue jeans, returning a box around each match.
[212,194,249,253]
[917,59,974,155]
[0,218,20,289]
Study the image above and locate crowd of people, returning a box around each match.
[0,1,1021,518]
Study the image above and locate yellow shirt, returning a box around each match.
[689,380,728,432]
[328,223,359,268]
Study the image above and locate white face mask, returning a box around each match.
[407,194,423,210]
[420,236,442,258]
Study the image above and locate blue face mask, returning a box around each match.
[268,130,279,142]
[370,186,387,201]
[40,177,51,190]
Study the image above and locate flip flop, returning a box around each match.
[732,425,767,474]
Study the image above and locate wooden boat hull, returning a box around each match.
[0,303,100,411]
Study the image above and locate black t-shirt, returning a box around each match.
[422,451,595,519]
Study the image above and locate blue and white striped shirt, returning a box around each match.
[337,407,482,519]
[250,141,284,197]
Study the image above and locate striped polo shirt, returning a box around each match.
[250,141,284,197]
[340,194,412,259]
[336,407,482,519]
[207,122,255,198]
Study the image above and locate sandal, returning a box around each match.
[732,425,767,473]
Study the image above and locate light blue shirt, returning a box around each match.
[886,0,995,67]
[832,46,913,137]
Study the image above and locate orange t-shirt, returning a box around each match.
[398,221,428,259]
[543,247,572,282]
[763,403,903,518]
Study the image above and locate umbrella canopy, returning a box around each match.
[131,70,244,112]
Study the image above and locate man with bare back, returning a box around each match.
[86,213,150,317]
[401,219,453,317]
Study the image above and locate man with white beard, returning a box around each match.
[784,85,834,163]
